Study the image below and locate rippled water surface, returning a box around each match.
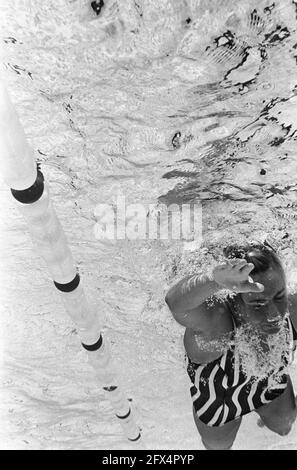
[1,0,297,450]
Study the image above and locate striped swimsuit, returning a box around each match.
[187,316,297,427]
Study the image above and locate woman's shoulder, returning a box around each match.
[184,292,235,364]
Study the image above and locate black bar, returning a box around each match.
[103,386,118,392]
[11,167,44,204]
[0,450,288,464]
[128,433,141,442]
[116,408,131,420]
[54,273,80,292]
[81,335,103,351]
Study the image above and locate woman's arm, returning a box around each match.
[165,273,219,315]
[165,259,264,331]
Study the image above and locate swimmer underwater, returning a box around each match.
[165,243,297,450]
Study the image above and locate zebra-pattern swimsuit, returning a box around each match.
[187,316,297,427]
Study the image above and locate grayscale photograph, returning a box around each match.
[0,0,296,453]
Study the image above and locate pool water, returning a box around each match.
[0,0,297,449]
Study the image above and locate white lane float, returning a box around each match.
[0,80,141,443]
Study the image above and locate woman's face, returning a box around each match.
[239,264,288,335]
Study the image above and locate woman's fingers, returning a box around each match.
[228,259,244,267]
[240,280,264,292]
[234,259,249,271]
[230,259,246,269]
[228,259,254,271]
[239,263,254,276]
[216,263,229,271]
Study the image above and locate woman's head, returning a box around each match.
[223,242,287,335]
[223,242,282,275]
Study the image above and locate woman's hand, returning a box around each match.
[212,259,264,293]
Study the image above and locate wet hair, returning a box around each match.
[223,242,282,275]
